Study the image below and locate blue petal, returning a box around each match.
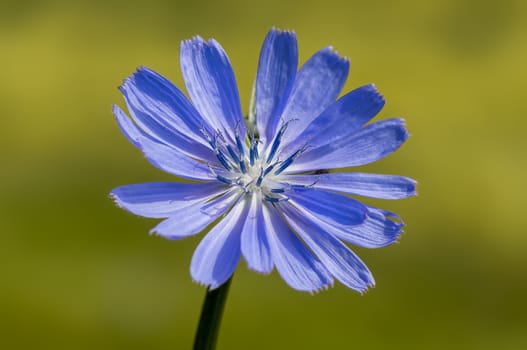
[256,28,298,144]
[262,202,332,292]
[287,188,367,226]
[119,67,215,162]
[113,105,213,181]
[151,189,241,240]
[285,172,417,199]
[292,201,404,249]
[277,47,349,147]
[190,198,248,289]
[287,118,408,172]
[113,104,144,148]
[180,37,245,143]
[334,207,405,248]
[279,203,375,292]
[110,182,226,218]
[284,84,385,153]
[241,193,273,273]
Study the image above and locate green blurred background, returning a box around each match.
[1,0,526,349]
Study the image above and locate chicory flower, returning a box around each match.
[111,28,416,293]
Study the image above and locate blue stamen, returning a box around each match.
[267,120,297,163]
[270,188,285,193]
[256,168,264,187]
[235,132,245,156]
[216,175,233,184]
[251,142,260,166]
[274,156,295,175]
[200,126,216,149]
[274,147,306,175]
[264,196,289,203]
[226,144,239,163]
[266,135,281,163]
[239,160,247,174]
[290,184,312,190]
[216,150,232,170]
[249,145,255,166]
[249,137,259,166]
[263,163,275,176]
[266,123,288,163]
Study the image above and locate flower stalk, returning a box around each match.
[193,276,233,350]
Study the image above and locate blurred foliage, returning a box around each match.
[1,0,527,349]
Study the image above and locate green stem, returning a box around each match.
[193,277,233,350]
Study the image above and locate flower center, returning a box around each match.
[204,122,304,202]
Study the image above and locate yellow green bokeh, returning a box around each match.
[1,0,526,348]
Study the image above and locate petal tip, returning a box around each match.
[191,277,210,289]
[308,281,335,295]
[358,282,376,295]
[111,103,126,119]
[392,118,410,142]
[131,65,153,80]
[408,179,418,197]
[109,190,123,209]
[191,276,228,291]
[246,263,273,275]
[269,27,297,37]
[366,83,385,101]
[321,46,350,64]
[181,36,205,49]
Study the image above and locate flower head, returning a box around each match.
[111,29,416,293]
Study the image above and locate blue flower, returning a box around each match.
[111,28,416,293]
